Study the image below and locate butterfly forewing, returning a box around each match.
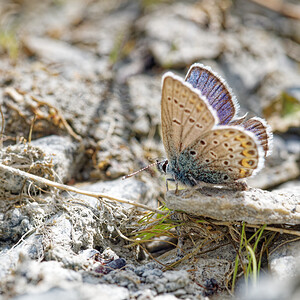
[161,73,218,156]
[185,64,239,125]
[161,75,177,160]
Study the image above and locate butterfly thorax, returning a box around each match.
[162,152,235,187]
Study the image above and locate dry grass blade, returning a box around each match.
[246,224,300,237]
[30,95,82,142]
[28,115,36,144]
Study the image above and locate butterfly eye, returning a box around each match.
[162,161,168,173]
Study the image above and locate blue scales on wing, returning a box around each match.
[185,64,239,125]
[229,117,273,157]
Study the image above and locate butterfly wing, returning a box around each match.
[185,63,239,125]
[239,117,273,157]
[161,73,218,159]
[178,126,265,184]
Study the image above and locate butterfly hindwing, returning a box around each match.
[241,117,273,157]
[178,126,264,184]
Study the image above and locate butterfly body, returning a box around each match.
[167,154,230,186]
[159,64,273,191]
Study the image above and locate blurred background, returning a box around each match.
[1,0,300,193]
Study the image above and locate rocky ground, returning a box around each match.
[0,0,300,299]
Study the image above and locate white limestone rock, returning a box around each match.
[164,187,300,225]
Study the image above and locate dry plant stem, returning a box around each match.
[194,220,300,238]
[28,115,36,144]
[116,224,171,268]
[6,101,29,124]
[116,227,178,250]
[0,105,4,147]
[28,115,36,143]
[269,236,300,256]
[0,163,166,215]
[30,95,82,142]
[164,238,227,270]
[138,242,170,268]
[246,224,300,237]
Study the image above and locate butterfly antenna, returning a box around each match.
[122,161,159,180]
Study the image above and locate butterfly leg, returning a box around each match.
[175,181,179,195]
[166,178,174,191]
[166,178,179,194]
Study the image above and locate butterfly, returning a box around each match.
[157,63,273,192]
[124,64,273,192]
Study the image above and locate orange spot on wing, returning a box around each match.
[235,135,247,141]
[242,141,252,148]
[189,97,196,104]
[242,149,255,157]
[241,158,255,168]
[196,104,203,112]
